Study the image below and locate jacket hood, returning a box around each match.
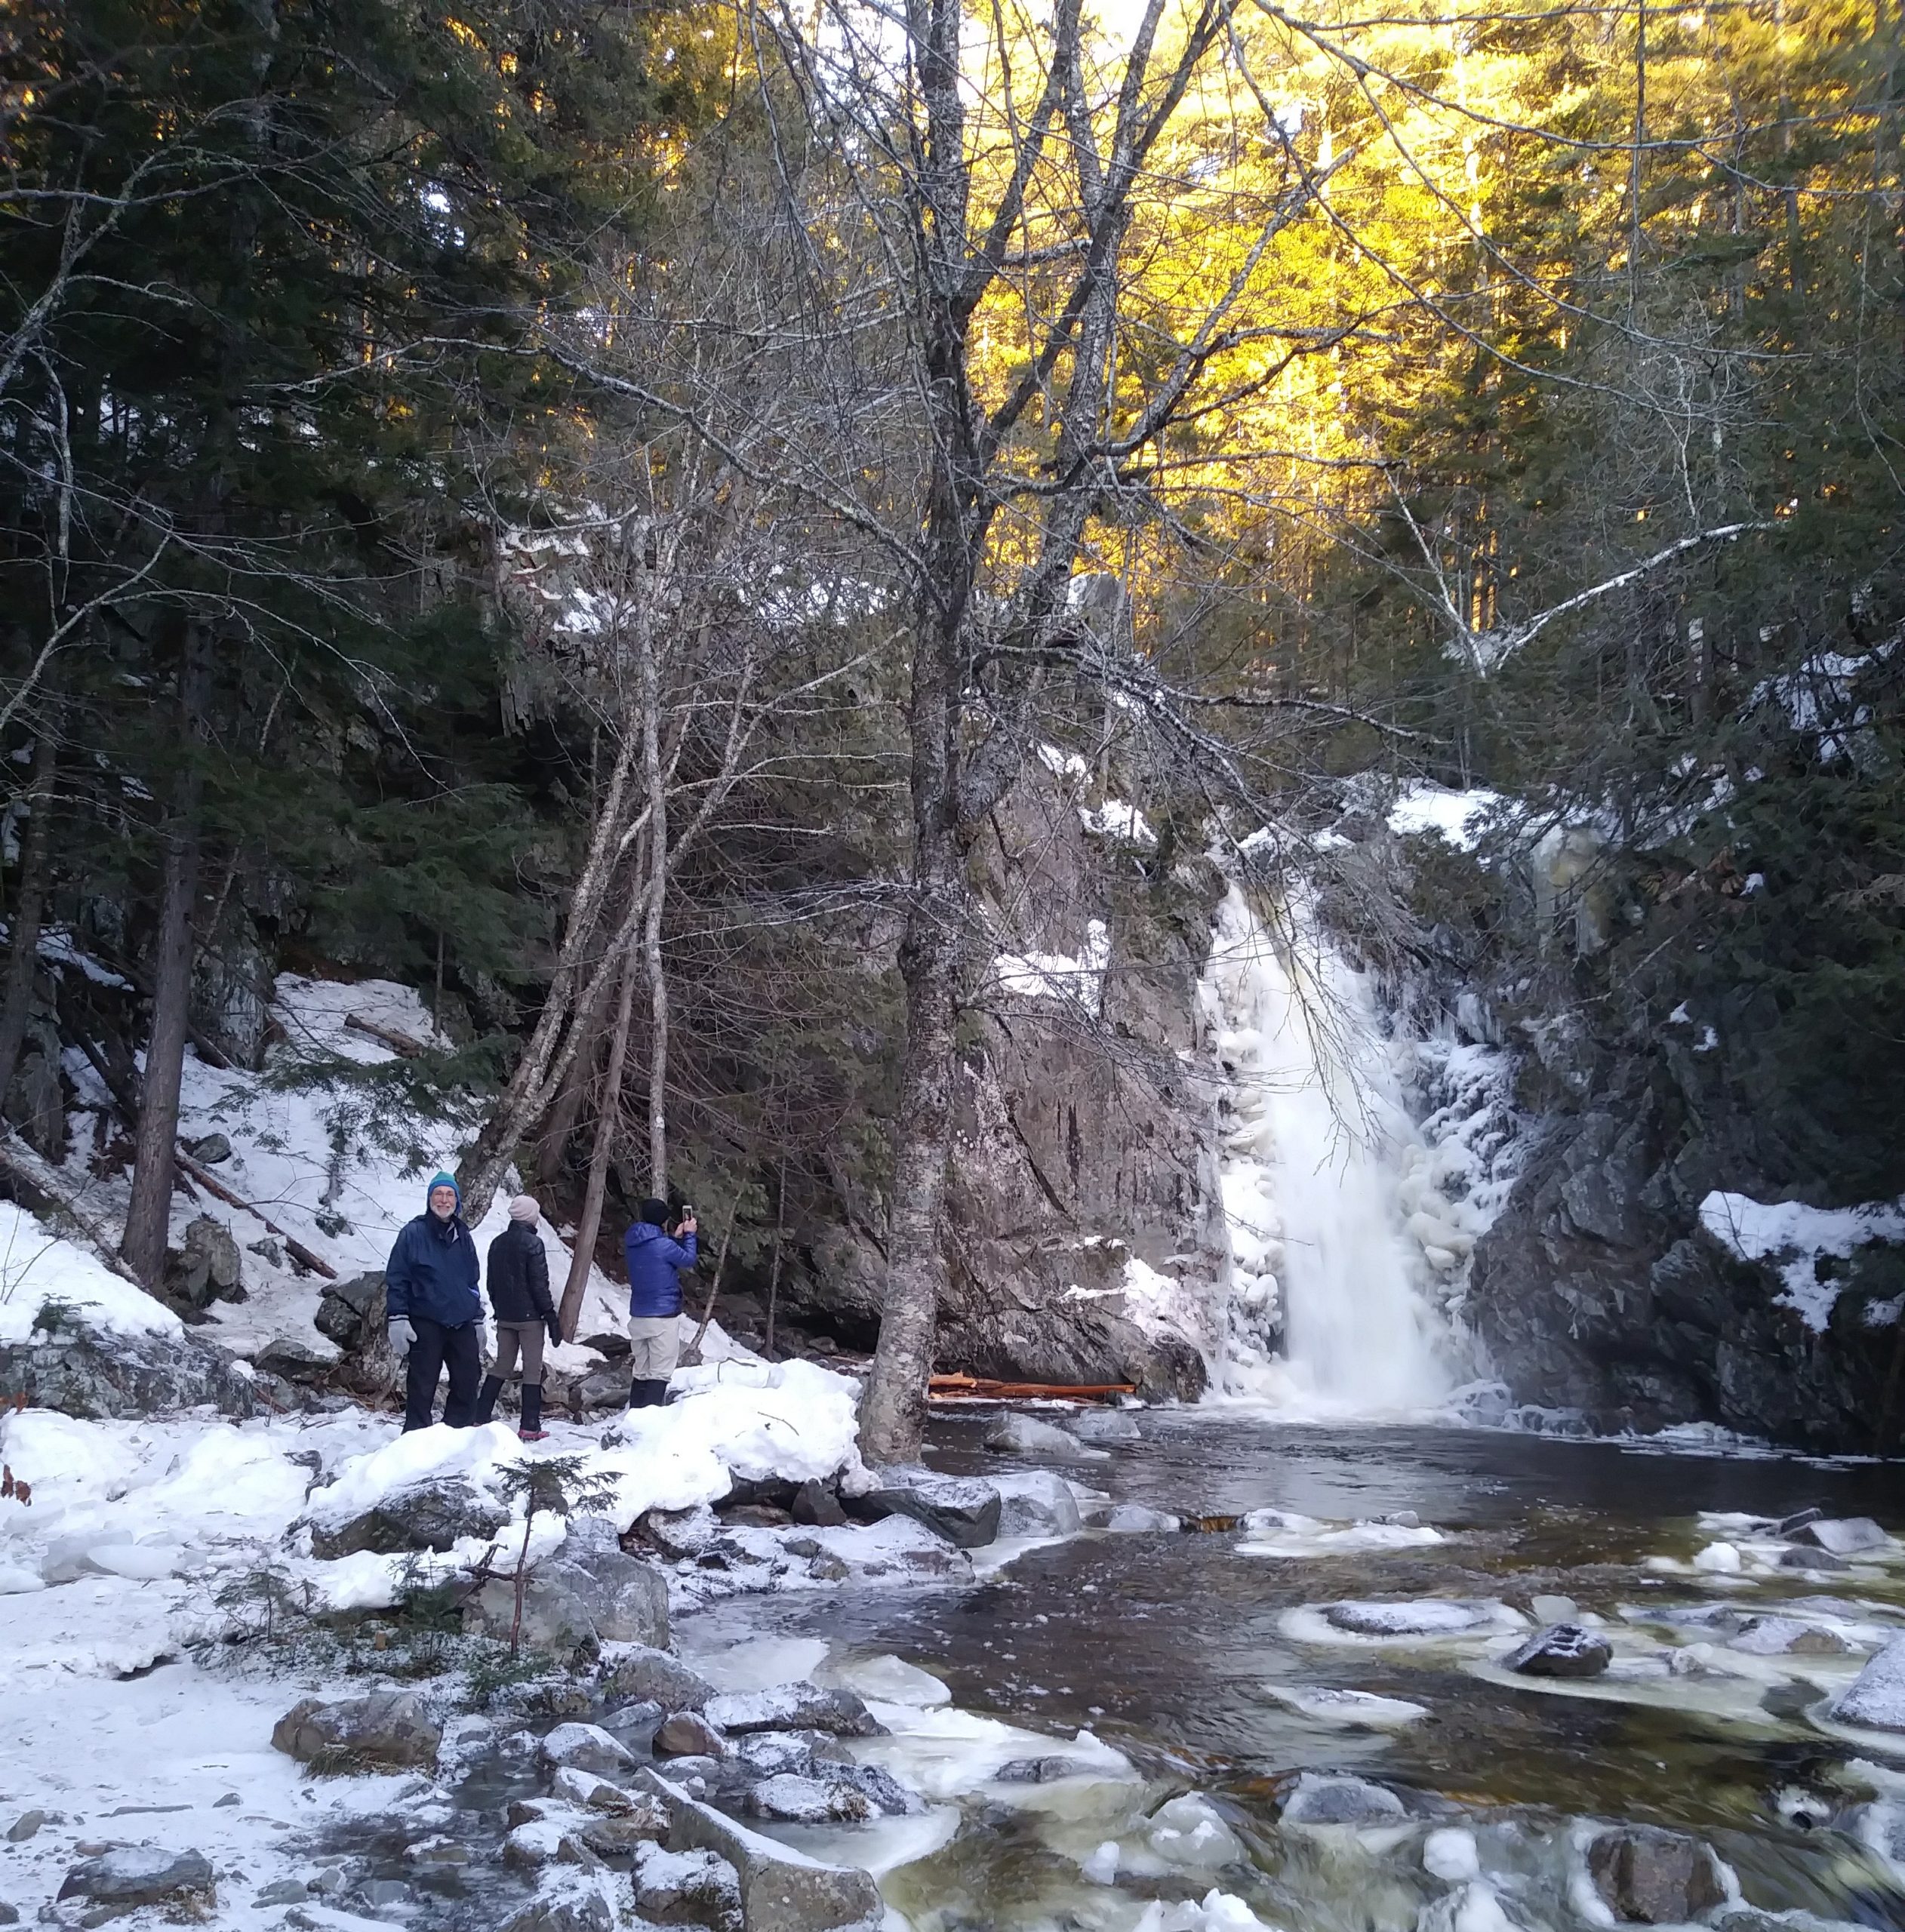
[627,1222,666,1247]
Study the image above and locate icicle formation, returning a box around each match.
[1202,885,1460,1413]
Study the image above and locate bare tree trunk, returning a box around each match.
[764,1153,788,1359]
[636,600,670,1196]
[122,627,208,1288]
[557,944,637,1340]
[0,725,57,1106]
[536,961,617,1192]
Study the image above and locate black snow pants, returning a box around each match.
[402,1315,483,1431]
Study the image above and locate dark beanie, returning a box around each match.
[640,1197,669,1227]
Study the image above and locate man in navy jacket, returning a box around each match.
[623,1197,697,1408]
[385,1171,484,1430]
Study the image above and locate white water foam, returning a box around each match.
[1201,885,1467,1415]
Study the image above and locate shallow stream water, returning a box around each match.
[682,1411,1905,1932]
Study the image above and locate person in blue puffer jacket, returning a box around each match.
[623,1197,697,1409]
[384,1171,484,1430]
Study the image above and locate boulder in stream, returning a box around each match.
[57,1847,217,1919]
[1586,1827,1728,1923]
[601,1644,716,1712]
[703,1684,883,1738]
[1830,1635,1905,1732]
[854,1465,1001,1548]
[993,1469,1083,1537]
[1280,1773,1408,1826]
[272,1691,441,1771]
[1505,1623,1613,1678]
[982,1414,1106,1459]
[1324,1599,1503,1638]
[1791,1517,1887,1557]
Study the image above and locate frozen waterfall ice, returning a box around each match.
[1202,884,1458,1414]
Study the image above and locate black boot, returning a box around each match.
[627,1377,663,1410]
[519,1382,546,1441]
[474,1374,505,1426]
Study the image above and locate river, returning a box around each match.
[681,1409,1905,1932]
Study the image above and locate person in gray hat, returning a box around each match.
[475,1194,562,1440]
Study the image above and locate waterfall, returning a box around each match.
[1201,884,1462,1415]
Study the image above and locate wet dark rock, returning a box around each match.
[251,1334,335,1383]
[703,1684,884,1738]
[854,1466,1000,1549]
[1280,1773,1407,1826]
[601,1645,715,1712]
[656,1712,726,1758]
[57,1847,216,1918]
[996,1757,1088,1784]
[0,1323,256,1420]
[272,1692,441,1772]
[1586,1827,1728,1923]
[1505,1623,1613,1678]
[792,1481,848,1528]
[1779,1546,1847,1571]
[1776,1507,1823,1535]
[307,1475,507,1558]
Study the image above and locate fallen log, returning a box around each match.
[172,1149,338,1280]
[928,1373,1136,1403]
[343,1013,426,1058]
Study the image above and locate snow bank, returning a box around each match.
[0,1204,180,1343]
[1697,1190,1905,1331]
[1387,784,1504,850]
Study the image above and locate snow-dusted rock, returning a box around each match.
[1832,1635,1905,1731]
[632,1844,743,1932]
[703,1683,884,1738]
[1726,1616,1854,1657]
[543,1544,670,1645]
[1280,1774,1407,1826]
[857,1465,1000,1549]
[272,1690,441,1771]
[306,1475,508,1558]
[1504,1623,1613,1678]
[1103,1503,1180,1533]
[539,1722,637,1777]
[600,1643,716,1712]
[744,1774,876,1824]
[498,1868,623,1932]
[1,1324,257,1421]
[57,1846,216,1917]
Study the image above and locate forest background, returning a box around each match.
[2,0,1899,1455]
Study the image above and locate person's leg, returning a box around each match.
[626,1319,661,1408]
[651,1318,681,1401]
[441,1321,483,1427]
[519,1381,545,1438]
[475,1324,517,1424]
[403,1318,447,1431]
[519,1322,545,1389]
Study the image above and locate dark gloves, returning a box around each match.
[546,1318,564,1349]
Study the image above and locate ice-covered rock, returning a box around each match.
[272,1690,442,1771]
[1324,1600,1501,1637]
[983,1414,1105,1458]
[744,1774,876,1824]
[1147,1793,1247,1871]
[993,1469,1083,1537]
[1104,1504,1180,1533]
[1068,1409,1143,1443]
[498,1868,623,1932]
[856,1465,1000,1548]
[1726,1616,1854,1657]
[1831,1635,1905,1732]
[1504,1623,1613,1678]
[1793,1517,1887,1556]
[1260,1685,1430,1728]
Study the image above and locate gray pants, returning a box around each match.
[626,1316,680,1381]
[492,1321,546,1387]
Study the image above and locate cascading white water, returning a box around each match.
[1203,884,1459,1414]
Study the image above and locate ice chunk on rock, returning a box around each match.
[857,1465,1001,1548]
[1147,1794,1246,1872]
[993,1469,1084,1538]
[1726,1616,1854,1657]
[1260,1685,1429,1728]
[1504,1623,1613,1679]
[540,1721,638,1775]
[1423,1828,1482,1881]
[1831,1635,1905,1732]
[1280,1773,1407,1826]
[1105,1504,1180,1533]
[1793,1518,1888,1557]
[1325,1600,1499,1637]
[983,1414,1107,1459]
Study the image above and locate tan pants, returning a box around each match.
[492,1321,546,1387]
[626,1316,680,1381]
